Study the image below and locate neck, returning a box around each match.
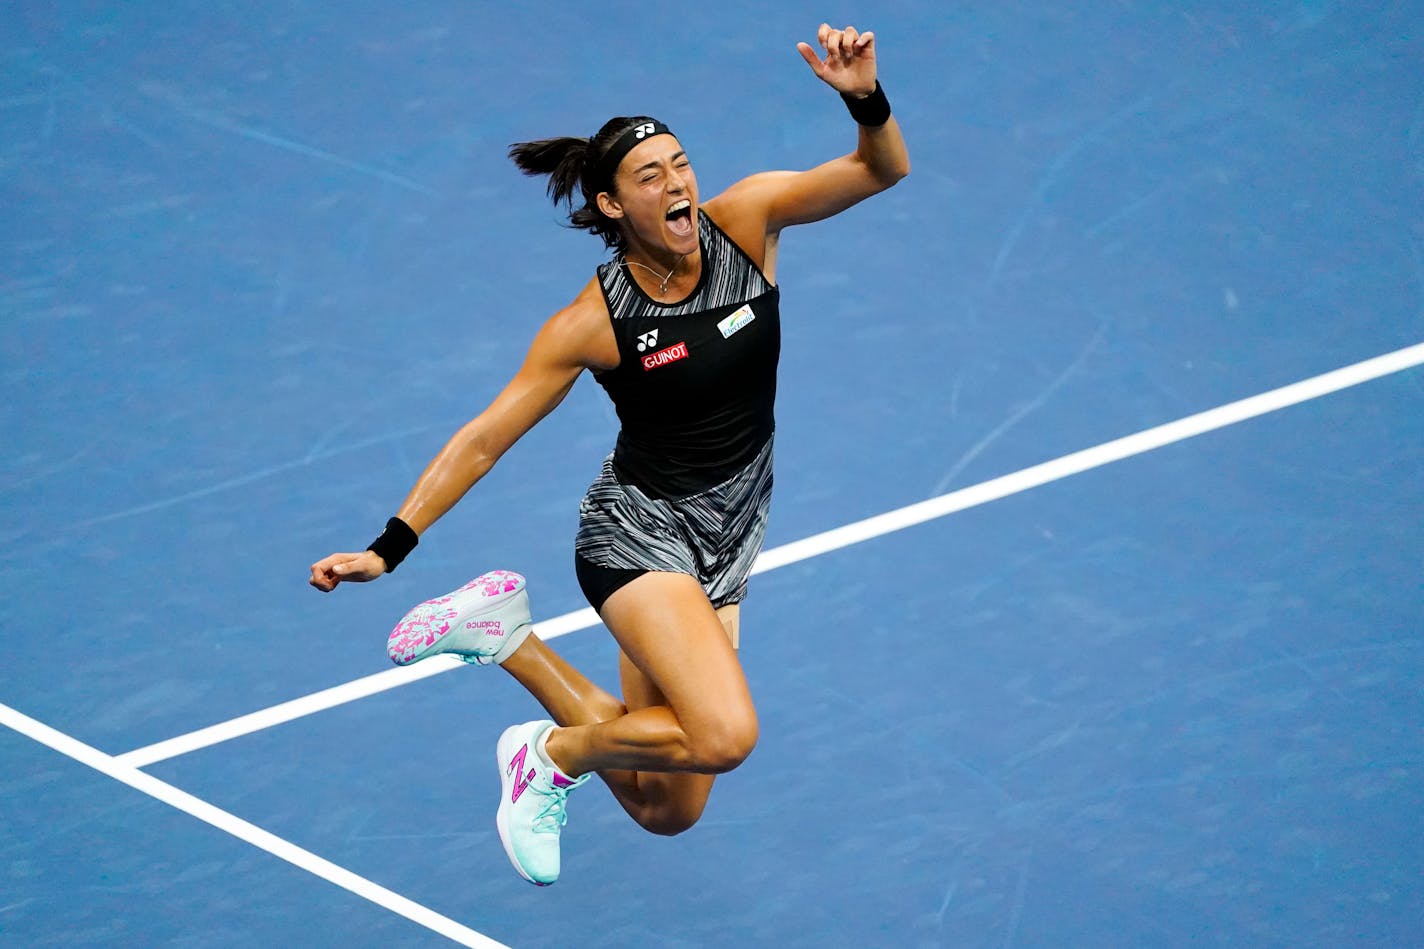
[623,241,699,297]
[625,244,691,275]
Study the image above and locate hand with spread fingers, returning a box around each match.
[797,23,878,97]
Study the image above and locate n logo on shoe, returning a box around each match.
[508,743,536,803]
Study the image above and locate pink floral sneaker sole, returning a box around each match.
[387,570,533,666]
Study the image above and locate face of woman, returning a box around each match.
[599,135,699,258]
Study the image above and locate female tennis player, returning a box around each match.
[310,23,909,885]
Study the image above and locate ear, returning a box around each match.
[596,191,624,220]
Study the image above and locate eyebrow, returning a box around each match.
[630,150,688,176]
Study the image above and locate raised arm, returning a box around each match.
[707,22,909,261]
[310,282,613,590]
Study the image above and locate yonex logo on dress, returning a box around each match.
[636,329,658,352]
[642,341,689,371]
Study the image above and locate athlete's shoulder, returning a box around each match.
[703,174,796,272]
[704,172,797,223]
[537,277,618,372]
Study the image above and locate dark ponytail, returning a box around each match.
[508,116,660,250]
[507,137,589,207]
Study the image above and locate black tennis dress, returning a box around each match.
[574,211,781,610]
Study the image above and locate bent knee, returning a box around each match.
[629,775,710,836]
[686,717,758,774]
[638,804,703,837]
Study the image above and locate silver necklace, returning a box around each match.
[626,253,689,296]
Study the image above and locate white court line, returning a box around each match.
[0,702,509,949]
[117,340,1424,770]
[115,607,600,769]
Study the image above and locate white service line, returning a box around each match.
[118,340,1424,770]
[0,702,509,949]
[753,340,1424,572]
[114,607,599,770]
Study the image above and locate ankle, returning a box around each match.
[539,726,583,779]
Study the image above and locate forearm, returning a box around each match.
[395,419,501,535]
[311,425,497,585]
[853,114,910,189]
[388,314,586,540]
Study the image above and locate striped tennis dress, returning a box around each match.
[574,211,781,610]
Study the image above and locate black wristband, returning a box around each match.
[841,80,891,127]
[367,516,418,572]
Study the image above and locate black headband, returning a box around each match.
[591,119,674,191]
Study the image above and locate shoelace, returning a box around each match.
[531,782,578,835]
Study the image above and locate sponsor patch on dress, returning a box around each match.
[717,304,756,339]
[642,341,689,370]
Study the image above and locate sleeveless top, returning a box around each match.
[594,212,781,500]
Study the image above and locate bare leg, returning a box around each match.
[543,573,758,797]
[500,633,625,727]
[497,634,646,815]
[497,575,749,835]
[599,601,741,834]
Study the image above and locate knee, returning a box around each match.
[685,714,758,774]
[638,802,704,837]
[593,696,628,723]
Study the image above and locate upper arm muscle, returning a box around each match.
[708,156,886,243]
[469,283,612,461]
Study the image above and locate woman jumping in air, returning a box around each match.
[310,23,909,885]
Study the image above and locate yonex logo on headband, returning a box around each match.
[592,118,675,190]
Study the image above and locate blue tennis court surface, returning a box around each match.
[3,3,1421,946]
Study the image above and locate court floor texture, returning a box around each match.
[2,3,1421,947]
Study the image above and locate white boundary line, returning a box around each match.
[114,607,600,769]
[116,340,1424,770]
[0,701,509,949]
[752,340,1424,572]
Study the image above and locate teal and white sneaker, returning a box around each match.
[387,570,533,666]
[495,720,589,886]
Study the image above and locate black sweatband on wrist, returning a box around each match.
[841,80,892,127]
[367,516,418,572]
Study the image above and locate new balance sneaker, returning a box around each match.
[495,719,590,886]
[386,570,533,666]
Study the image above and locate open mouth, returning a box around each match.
[665,199,694,237]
